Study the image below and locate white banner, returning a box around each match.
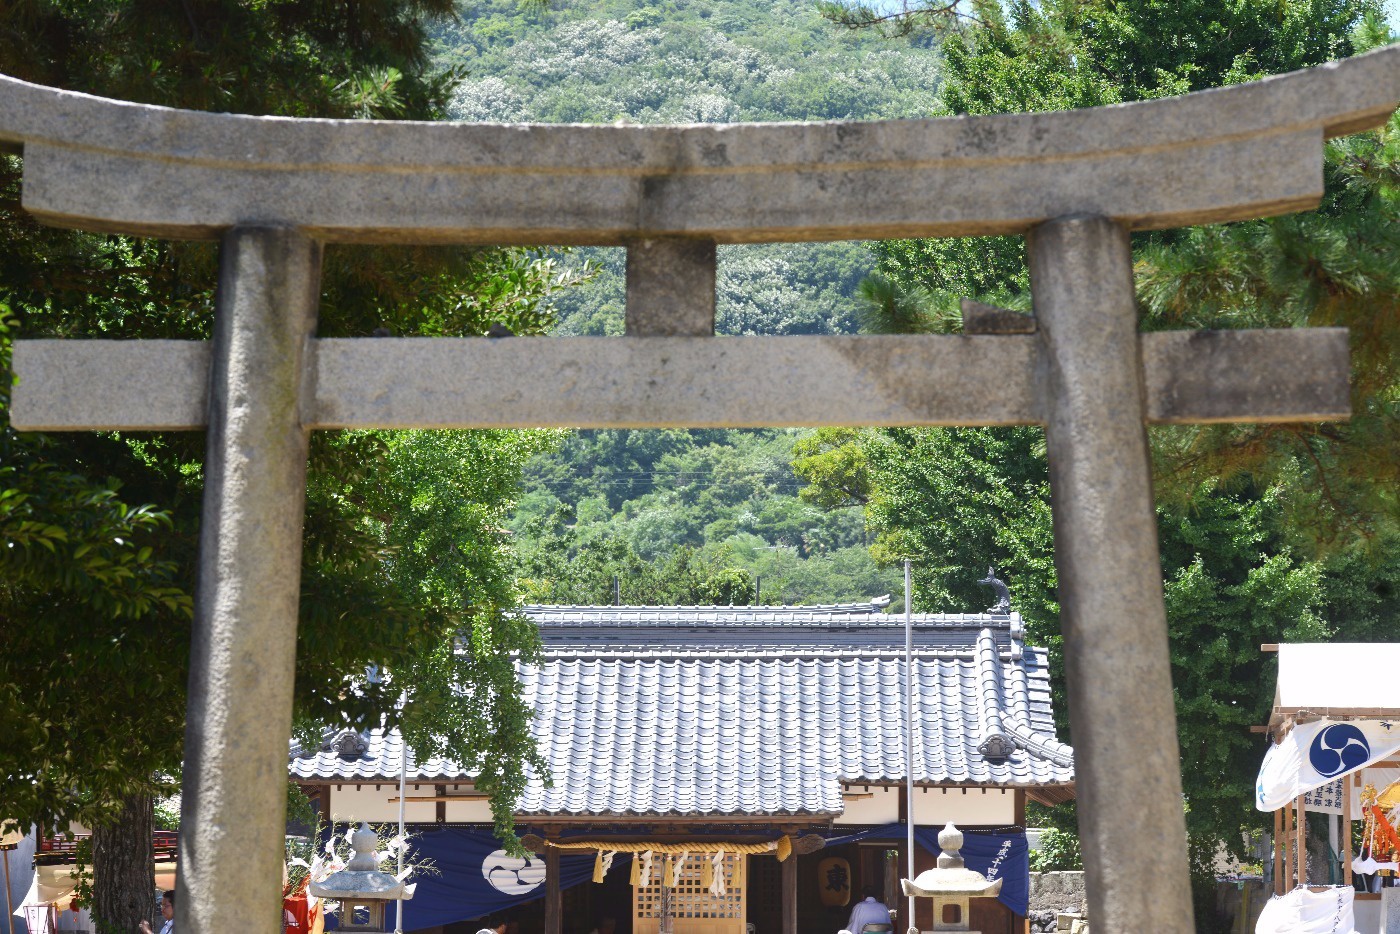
[1255,886,1355,934]
[1256,719,1400,812]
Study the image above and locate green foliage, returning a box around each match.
[1028,828,1082,872]
[1138,106,1400,546]
[434,0,936,339]
[153,797,181,833]
[436,0,941,123]
[0,0,565,883]
[513,429,901,605]
[869,0,1386,338]
[793,2,1400,912]
[4,0,461,119]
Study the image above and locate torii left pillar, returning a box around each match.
[178,227,322,934]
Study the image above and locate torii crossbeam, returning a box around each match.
[7,45,1400,934]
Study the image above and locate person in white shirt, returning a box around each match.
[138,889,175,934]
[474,915,508,934]
[845,886,893,933]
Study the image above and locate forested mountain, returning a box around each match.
[435,0,941,124]
[431,0,940,603]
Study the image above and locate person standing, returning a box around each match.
[474,914,508,934]
[845,886,893,933]
[138,890,175,934]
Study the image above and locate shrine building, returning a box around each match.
[289,597,1075,934]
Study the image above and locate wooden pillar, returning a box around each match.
[545,848,561,934]
[1274,809,1285,895]
[781,855,797,934]
[1296,795,1307,886]
[1284,801,1295,889]
[1344,773,1354,887]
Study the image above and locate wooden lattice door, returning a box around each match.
[633,853,746,934]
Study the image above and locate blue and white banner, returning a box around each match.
[1256,719,1400,812]
[383,828,607,931]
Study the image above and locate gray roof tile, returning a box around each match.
[289,604,1074,816]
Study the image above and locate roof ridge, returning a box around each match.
[521,599,895,613]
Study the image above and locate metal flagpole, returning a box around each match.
[904,559,916,934]
[395,725,406,934]
[3,843,14,934]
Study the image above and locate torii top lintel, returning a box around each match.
[1,44,1397,245]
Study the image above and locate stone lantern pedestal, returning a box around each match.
[901,824,1003,934]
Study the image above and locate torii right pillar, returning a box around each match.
[1030,216,1191,930]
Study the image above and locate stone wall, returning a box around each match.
[1029,871,1088,915]
[1213,879,1268,934]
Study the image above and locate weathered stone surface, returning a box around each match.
[1384,887,1400,934]
[1142,327,1350,423]
[626,238,716,336]
[1028,871,1088,916]
[313,334,1036,428]
[9,329,1349,431]
[961,298,1037,335]
[1030,216,1193,932]
[9,339,209,429]
[0,46,1396,243]
[177,228,321,934]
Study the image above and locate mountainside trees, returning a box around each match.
[0,3,570,929]
[513,429,900,605]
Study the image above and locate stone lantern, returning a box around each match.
[309,822,413,932]
[900,824,1003,933]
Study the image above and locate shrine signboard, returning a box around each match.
[5,46,1399,934]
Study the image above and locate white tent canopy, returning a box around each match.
[1257,644,1400,812]
[1275,644,1400,714]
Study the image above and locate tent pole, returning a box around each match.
[395,734,406,934]
[2,845,13,934]
[1343,773,1353,887]
[904,559,916,934]
[1328,808,1338,882]
[1273,809,1284,896]
[1297,795,1307,887]
[1284,802,1295,890]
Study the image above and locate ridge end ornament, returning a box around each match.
[977,567,1012,616]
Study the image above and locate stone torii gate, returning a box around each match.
[6,45,1399,934]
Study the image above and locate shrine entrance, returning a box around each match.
[5,44,1399,934]
[633,854,746,934]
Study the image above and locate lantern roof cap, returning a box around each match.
[900,824,1004,898]
[307,823,414,901]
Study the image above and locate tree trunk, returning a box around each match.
[92,793,155,933]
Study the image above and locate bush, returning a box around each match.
[1029,828,1082,872]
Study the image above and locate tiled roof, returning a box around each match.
[289,603,1074,816]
